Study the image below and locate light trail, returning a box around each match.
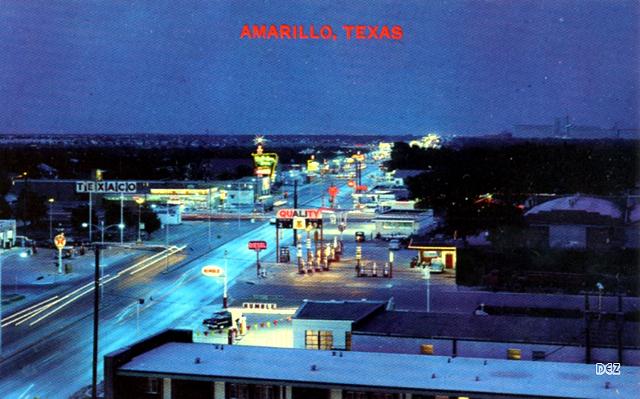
[10,281,95,327]
[1,296,60,326]
[128,245,186,275]
[29,285,97,326]
[2,246,185,328]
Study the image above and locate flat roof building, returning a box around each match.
[104,329,640,399]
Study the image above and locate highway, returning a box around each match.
[0,175,362,398]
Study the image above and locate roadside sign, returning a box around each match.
[276,219,293,229]
[276,208,322,220]
[202,265,223,277]
[75,181,137,193]
[248,240,268,251]
[293,217,306,230]
[305,219,322,229]
[54,233,66,250]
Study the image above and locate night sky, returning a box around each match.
[0,0,637,136]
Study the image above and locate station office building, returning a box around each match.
[104,329,639,399]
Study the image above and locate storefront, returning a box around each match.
[407,240,457,269]
[372,210,434,239]
[0,219,16,249]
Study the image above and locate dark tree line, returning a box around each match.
[0,146,340,181]
[387,139,639,237]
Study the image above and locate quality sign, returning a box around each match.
[276,208,322,220]
[76,181,138,193]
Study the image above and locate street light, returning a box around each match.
[423,265,431,312]
[596,282,604,319]
[134,196,146,243]
[82,221,125,244]
[48,198,55,241]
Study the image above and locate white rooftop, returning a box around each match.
[525,195,622,219]
[119,343,639,398]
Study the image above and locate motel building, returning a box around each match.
[104,329,639,399]
[291,300,640,365]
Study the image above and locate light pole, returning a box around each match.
[208,189,212,248]
[596,282,604,319]
[82,222,125,245]
[388,249,394,278]
[164,220,170,273]
[134,196,145,243]
[424,265,431,312]
[119,193,124,244]
[223,250,228,308]
[48,198,55,241]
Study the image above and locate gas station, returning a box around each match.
[407,239,457,270]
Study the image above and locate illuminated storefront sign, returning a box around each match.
[150,188,212,195]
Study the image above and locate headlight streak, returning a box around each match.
[2,245,186,328]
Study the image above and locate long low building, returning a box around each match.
[104,329,639,399]
[291,300,640,366]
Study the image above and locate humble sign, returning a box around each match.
[201,265,223,277]
[248,241,268,251]
[76,181,138,193]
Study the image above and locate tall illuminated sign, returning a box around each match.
[252,135,279,180]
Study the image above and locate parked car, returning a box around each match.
[202,310,233,330]
[429,259,445,273]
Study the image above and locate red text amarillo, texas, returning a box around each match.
[240,24,403,40]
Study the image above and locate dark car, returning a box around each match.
[355,231,366,242]
[202,310,233,330]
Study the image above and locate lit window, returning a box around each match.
[305,330,333,350]
[507,348,521,360]
[420,344,434,355]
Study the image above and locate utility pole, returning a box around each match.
[208,189,212,248]
[584,292,591,364]
[92,245,101,399]
[88,192,93,242]
[223,250,229,308]
[165,222,169,273]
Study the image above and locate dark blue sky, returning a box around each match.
[0,0,638,135]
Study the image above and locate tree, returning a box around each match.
[141,205,161,236]
[15,189,47,226]
[103,200,135,228]
[70,205,98,231]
